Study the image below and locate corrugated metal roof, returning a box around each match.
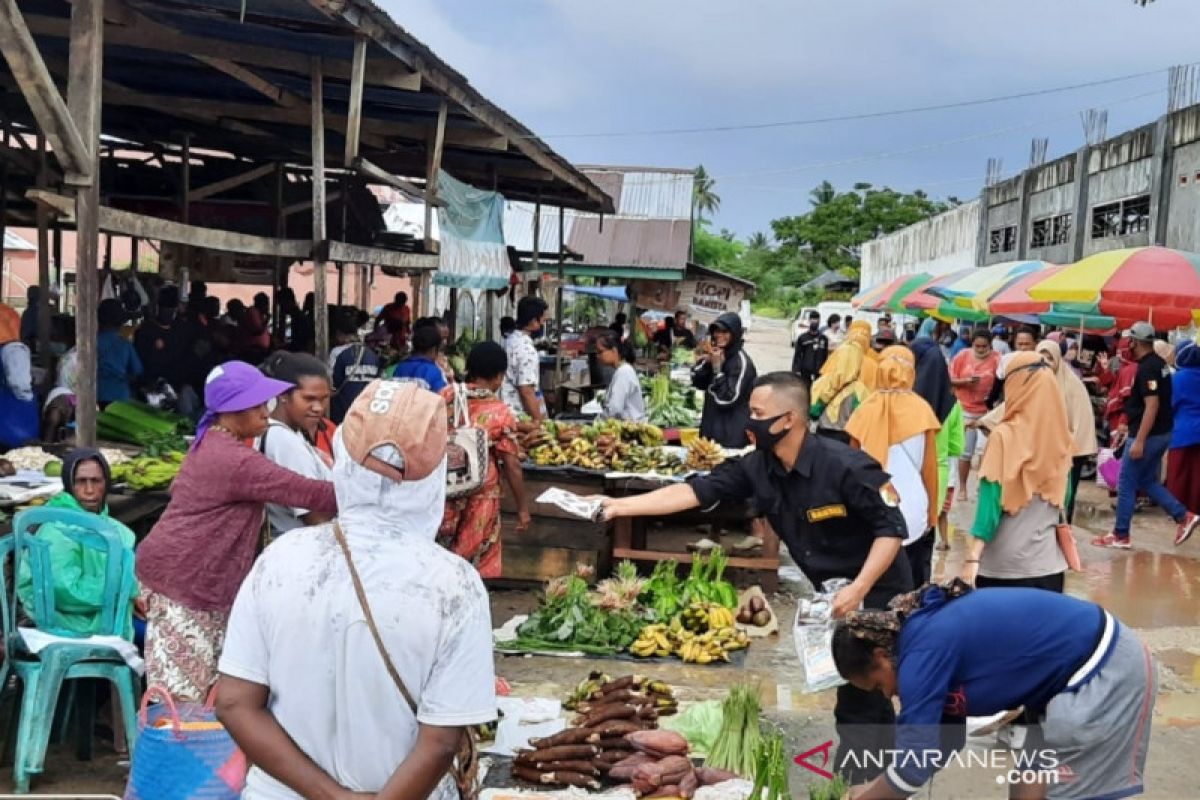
[503,166,694,270]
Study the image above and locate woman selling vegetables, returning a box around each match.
[136,361,337,701]
[596,330,647,422]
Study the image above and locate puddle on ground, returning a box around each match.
[933,546,1200,630]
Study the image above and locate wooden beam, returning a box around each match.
[424,98,447,253]
[25,12,422,91]
[280,190,341,218]
[343,36,367,166]
[193,55,302,108]
[66,0,103,446]
[35,134,52,369]
[323,240,438,271]
[28,189,314,259]
[311,58,329,359]
[0,0,91,182]
[354,156,443,205]
[187,162,275,202]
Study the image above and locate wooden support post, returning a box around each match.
[52,224,62,299]
[130,236,138,272]
[530,192,541,297]
[423,99,447,254]
[337,262,345,307]
[179,133,191,292]
[67,0,102,446]
[310,58,329,360]
[272,161,286,341]
[0,140,8,302]
[554,205,565,394]
[35,133,52,367]
[343,36,367,167]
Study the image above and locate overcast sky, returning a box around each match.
[382,0,1200,238]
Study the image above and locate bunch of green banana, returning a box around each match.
[111,454,183,491]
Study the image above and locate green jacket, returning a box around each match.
[935,402,965,509]
[15,492,138,639]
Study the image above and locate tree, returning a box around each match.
[772,181,949,277]
[693,165,721,222]
[747,231,771,251]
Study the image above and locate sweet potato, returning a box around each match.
[607,751,655,782]
[528,727,592,749]
[679,769,700,798]
[626,729,689,757]
[695,766,739,786]
[646,783,681,797]
[654,755,694,787]
[514,744,598,764]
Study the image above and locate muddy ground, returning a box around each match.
[5,317,1199,798]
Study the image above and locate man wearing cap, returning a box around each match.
[217,380,495,800]
[1094,322,1199,550]
[872,327,896,353]
[136,361,337,701]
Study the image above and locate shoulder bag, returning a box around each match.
[445,384,490,499]
[332,522,480,799]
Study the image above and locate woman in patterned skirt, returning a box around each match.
[438,342,530,578]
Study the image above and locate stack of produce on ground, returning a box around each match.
[735,594,774,629]
[642,371,703,428]
[110,451,184,492]
[706,684,763,780]
[96,400,192,451]
[504,550,747,664]
[4,447,62,473]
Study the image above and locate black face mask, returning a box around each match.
[808,321,820,332]
[746,412,790,451]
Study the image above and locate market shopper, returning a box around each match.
[439,342,531,577]
[388,321,447,392]
[135,361,337,701]
[824,313,845,348]
[596,330,647,422]
[258,353,336,536]
[691,311,757,448]
[832,582,1157,800]
[502,296,548,424]
[654,310,698,355]
[328,311,382,424]
[96,298,143,406]
[1095,322,1199,549]
[846,347,941,587]
[962,353,1073,592]
[1169,339,1200,537]
[217,380,495,800]
[810,320,872,444]
[600,372,912,787]
[0,302,38,448]
[910,338,963,552]
[792,309,829,385]
[949,329,1000,502]
[1013,325,1038,352]
[16,449,138,639]
[1036,340,1098,524]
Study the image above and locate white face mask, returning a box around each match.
[267,397,278,414]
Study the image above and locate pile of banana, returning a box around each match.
[525,419,682,474]
[685,437,725,471]
[629,603,750,663]
[111,451,184,492]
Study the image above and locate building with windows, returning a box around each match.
[861,102,1200,289]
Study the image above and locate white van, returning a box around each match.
[790,302,913,346]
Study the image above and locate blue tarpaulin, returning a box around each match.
[562,285,629,302]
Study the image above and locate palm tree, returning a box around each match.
[747,231,770,250]
[693,165,721,221]
[809,180,837,207]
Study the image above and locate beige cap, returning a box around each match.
[340,379,447,482]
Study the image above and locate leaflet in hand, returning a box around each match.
[536,488,603,521]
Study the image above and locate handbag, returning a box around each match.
[332,522,480,799]
[1056,513,1083,572]
[124,686,248,800]
[445,383,490,499]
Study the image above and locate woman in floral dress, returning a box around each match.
[439,342,531,578]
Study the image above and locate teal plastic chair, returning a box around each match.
[5,507,141,793]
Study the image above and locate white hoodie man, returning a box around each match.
[217,380,496,800]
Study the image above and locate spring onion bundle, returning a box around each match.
[704,683,762,778]
[750,730,793,799]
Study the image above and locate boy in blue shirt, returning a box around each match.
[387,320,447,392]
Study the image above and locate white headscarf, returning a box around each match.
[331,428,447,542]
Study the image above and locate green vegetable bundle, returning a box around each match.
[751,729,793,800]
[512,563,647,654]
[640,560,685,621]
[682,547,738,609]
[706,683,762,778]
[641,371,701,427]
[97,401,192,449]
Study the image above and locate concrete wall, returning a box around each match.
[1165,140,1200,251]
[859,199,980,288]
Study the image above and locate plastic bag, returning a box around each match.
[795,578,853,693]
[659,700,723,757]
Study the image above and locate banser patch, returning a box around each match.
[807,504,847,522]
[880,483,901,508]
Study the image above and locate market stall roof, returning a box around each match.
[506,165,694,279]
[562,284,629,303]
[687,262,756,295]
[799,269,858,294]
[1,0,614,216]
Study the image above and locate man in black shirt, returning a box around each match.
[791,310,829,385]
[654,310,699,355]
[1096,322,1197,549]
[600,372,910,786]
